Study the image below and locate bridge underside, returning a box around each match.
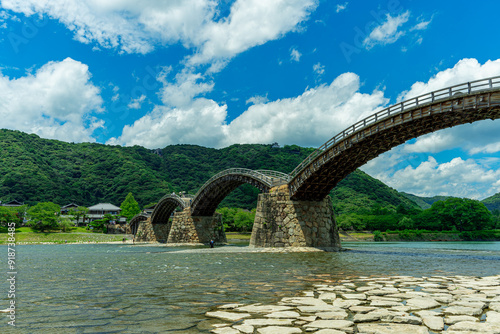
[191,175,270,216]
[291,96,500,201]
[151,196,185,225]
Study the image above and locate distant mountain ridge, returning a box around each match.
[0,128,495,214]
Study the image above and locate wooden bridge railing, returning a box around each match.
[289,76,500,179]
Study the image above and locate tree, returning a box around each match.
[120,193,141,221]
[68,206,89,225]
[424,198,493,231]
[27,202,61,231]
[0,207,18,227]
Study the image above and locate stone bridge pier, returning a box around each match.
[167,208,227,244]
[250,185,341,250]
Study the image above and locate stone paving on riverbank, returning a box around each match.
[205,274,500,333]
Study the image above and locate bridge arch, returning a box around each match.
[288,76,500,201]
[150,193,187,224]
[129,214,148,235]
[190,169,290,216]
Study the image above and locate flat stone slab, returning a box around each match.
[356,323,429,334]
[486,311,500,323]
[318,292,337,300]
[211,327,240,334]
[233,324,254,333]
[370,299,401,307]
[391,315,422,325]
[315,330,348,334]
[304,319,354,330]
[419,313,444,331]
[243,319,294,326]
[443,306,483,316]
[236,305,293,313]
[444,315,479,325]
[405,297,440,310]
[349,306,378,314]
[298,305,342,313]
[315,310,348,320]
[264,311,300,318]
[206,311,251,322]
[341,293,366,300]
[446,321,500,333]
[257,326,302,334]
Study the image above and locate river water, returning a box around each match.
[1,241,500,333]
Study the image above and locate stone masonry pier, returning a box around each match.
[134,210,226,244]
[167,208,226,244]
[250,185,341,250]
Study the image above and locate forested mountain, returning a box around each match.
[0,128,488,216]
[401,193,454,210]
[482,193,500,212]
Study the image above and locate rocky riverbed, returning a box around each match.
[205,274,500,334]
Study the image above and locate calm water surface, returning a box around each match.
[1,241,499,333]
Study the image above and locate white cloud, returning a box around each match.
[107,99,228,148]
[313,62,325,76]
[397,58,500,154]
[127,94,146,110]
[336,2,348,13]
[411,16,433,31]
[290,48,301,62]
[109,72,388,149]
[364,156,500,200]
[363,11,410,49]
[1,0,318,61]
[160,70,214,108]
[0,58,103,142]
[188,0,318,65]
[246,94,269,105]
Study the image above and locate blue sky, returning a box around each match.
[0,0,499,199]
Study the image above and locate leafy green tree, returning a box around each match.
[69,206,89,225]
[120,193,141,221]
[89,213,115,232]
[233,209,256,232]
[0,207,18,227]
[418,198,493,231]
[27,202,61,231]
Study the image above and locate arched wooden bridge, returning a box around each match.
[190,169,290,216]
[147,76,500,222]
[288,76,500,200]
[150,193,187,224]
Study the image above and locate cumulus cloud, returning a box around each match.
[188,0,318,65]
[107,99,228,148]
[1,0,317,61]
[398,58,500,154]
[363,11,410,49]
[108,72,388,149]
[0,58,103,142]
[127,94,146,110]
[364,156,500,199]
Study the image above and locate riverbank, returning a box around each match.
[0,231,127,244]
[205,274,500,333]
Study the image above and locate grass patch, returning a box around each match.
[0,232,124,244]
[226,233,252,240]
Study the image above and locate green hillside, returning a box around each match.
[401,193,454,210]
[482,193,500,212]
[0,129,419,212]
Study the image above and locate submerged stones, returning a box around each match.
[206,274,500,333]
